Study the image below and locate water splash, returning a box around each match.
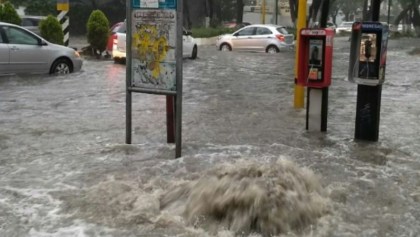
[160,159,330,236]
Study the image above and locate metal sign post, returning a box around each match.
[126,0,183,158]
[57,0,70,46]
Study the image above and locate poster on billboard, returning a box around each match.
[130,9,177,91]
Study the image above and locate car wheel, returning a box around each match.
[220,43,232,51]
[50,58,72,75]
[266,45,279,54]
[190,45,198,59]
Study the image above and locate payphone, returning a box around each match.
[297,28,334,88]
[348,22,389,86]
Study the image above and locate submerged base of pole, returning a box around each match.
[355,84,382,141]
[306,87,328,132]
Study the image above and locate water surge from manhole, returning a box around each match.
[160,159,330,236]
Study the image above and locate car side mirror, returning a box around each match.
[38,39,48,46]
[233,33,239,37]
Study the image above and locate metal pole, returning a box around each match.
[126,0,132,144]
[294,0,307,109]
[166,96,175,143]
[175,0,183,158]
[319,0,330,28]
[371,0,380,21]
[355,0,382,141]
[387,0,391,25]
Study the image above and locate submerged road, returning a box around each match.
[0,37,420,236]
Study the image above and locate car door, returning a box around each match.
[4,25,49,73]
[254,27,274,50]
[0,27,11,74]
[183,29,193,58]
[231,27,256,50]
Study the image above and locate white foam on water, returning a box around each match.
[160,158,330,236]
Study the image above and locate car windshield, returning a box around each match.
[117,23,126,33]
[276,27,288,35]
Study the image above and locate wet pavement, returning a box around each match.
[1,36,420,237]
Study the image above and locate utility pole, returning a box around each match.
[294,0,307,109]
[387,0,392,25]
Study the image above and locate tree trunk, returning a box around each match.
[289,0,297,25]
[183,0,192,28]
[393,4,412,26]
[362,0,369,20]
[236,0,244,23]
[308,0,322,25]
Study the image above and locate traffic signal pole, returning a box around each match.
[294,0,307,109]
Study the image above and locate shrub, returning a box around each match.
[191,27,235,38]
[1,2,21,25]
[39,15,64,45]
[86,10,109,56]
[0,5,3,21]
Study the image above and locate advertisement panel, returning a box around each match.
[130,9,177,91]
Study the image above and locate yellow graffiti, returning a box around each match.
[132,25,169,79]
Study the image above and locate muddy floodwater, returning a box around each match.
[1,37,420,237]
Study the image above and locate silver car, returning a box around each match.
[216,24,295,53]
[0,22,82,75]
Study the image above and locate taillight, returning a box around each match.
[276,34,285,42]
[113,34,118,45]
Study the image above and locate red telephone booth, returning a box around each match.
[297,28,334,88]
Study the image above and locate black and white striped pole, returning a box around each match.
[57,0,70,46]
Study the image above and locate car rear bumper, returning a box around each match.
[113,49,126,59]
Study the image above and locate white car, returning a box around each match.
[336,22,354,34]
[215,24,295,53]
[111,22,198,63]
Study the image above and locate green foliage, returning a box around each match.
[0,5,3,21]
[86,10,110,54]
[1,2,21,25]
[24,0,55,16]
[191,27,235,38]
[7,0,26,7]
[39,15,64,45]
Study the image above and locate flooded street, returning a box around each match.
[1,36,420,236]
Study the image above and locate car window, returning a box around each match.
[111,23,123,33]
[4,26,39,45]
[256,27,272,35]
[276,27,289,35]
[117,23,126,33]
[236,27,255,36]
